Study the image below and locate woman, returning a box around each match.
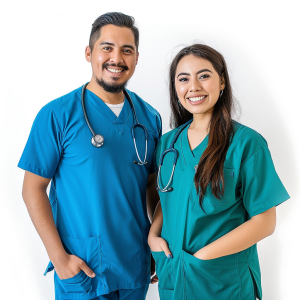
[148,44,289,300]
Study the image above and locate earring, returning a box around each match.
[219,89,224,98]
[177,96,182,106]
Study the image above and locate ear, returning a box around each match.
[136,52,139,65]
[220,73,225,90]
[85,46,92,62]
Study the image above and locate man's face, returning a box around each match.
[86,24,139,93]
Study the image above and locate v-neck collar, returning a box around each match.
[180,124,209,166]
[84,88,132,126]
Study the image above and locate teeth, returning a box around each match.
[189,96,206,102]
[107,68,123,73]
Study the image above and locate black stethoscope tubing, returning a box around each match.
[156,119,193,192]
[81,82,148,165]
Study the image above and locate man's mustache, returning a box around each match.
[103,63,129,71]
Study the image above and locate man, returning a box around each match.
[18,12,161,300]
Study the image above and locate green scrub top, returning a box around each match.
[152,120,289,300]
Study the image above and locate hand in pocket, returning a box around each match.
[53,253,95,280]
[148,236,172,258]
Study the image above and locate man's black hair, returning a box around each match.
[89,12,139,52]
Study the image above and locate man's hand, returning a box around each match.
[53,253,95,280]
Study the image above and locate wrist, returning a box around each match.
[148,230,160,240]
[49,248,68,265]
[194,247,210,260]
[148,232,161,246]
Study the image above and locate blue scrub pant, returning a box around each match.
[92,285,149,300]
[57,285,149,300]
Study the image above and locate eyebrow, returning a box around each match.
[177,68,213,78]
[99,41,135,51]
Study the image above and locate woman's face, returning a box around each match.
[175,55,225,116]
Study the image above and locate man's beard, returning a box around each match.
[96,77,128,94]
[96,62,129,93]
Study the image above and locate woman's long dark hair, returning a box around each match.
[169,44,235,210]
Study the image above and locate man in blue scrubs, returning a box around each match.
[18,12,161,300]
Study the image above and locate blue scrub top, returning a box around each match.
[18,86,162,299]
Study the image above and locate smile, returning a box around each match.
[187,95,207,104]
[106,68,124,74]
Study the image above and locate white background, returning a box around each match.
[0,0,299,299]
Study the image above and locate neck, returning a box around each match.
[190,112,212,134]
[86,77,125,104]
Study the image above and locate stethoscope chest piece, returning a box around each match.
[81,82,148,162]
[91,134,104,148]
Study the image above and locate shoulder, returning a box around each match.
[230,120,269,164]
[46,86,81,112]
[233,121,267,145]
[126,89,162,134]
[157,122,190,154]
[127,90,160,117]
[36,86,82,125]
[160,128,179,145]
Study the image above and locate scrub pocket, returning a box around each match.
[190,168,238,214]
[55,270,92,298]
[151,251,174,299]
[181,250,238,300]
[55,235,101,299]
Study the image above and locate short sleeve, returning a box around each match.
[18,104,63,179]
[238,146,290,217]
[149,113,162,174]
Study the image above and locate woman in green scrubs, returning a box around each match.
[148,44,289,300]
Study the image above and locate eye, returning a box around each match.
[123,48,133,54]
[199,74,210,79]
[178,77,188,82]
[103,46,112,51]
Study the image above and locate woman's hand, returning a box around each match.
[193,247,211,260]
[148,234,173,258]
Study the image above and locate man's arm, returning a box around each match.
[146,173,160,284]
[146,173,160,223]
[22,171,95,279]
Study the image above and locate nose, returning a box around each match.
[109,49,125,65]
[189,76,202,93]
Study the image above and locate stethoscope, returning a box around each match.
[81,83,148,165]
[156,119,193,192]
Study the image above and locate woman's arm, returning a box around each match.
[194,206,276,260]
[148,201,163,240]
[148,202,172,257]
[146,173,160,223]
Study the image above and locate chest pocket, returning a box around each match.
[189,168,237,213]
